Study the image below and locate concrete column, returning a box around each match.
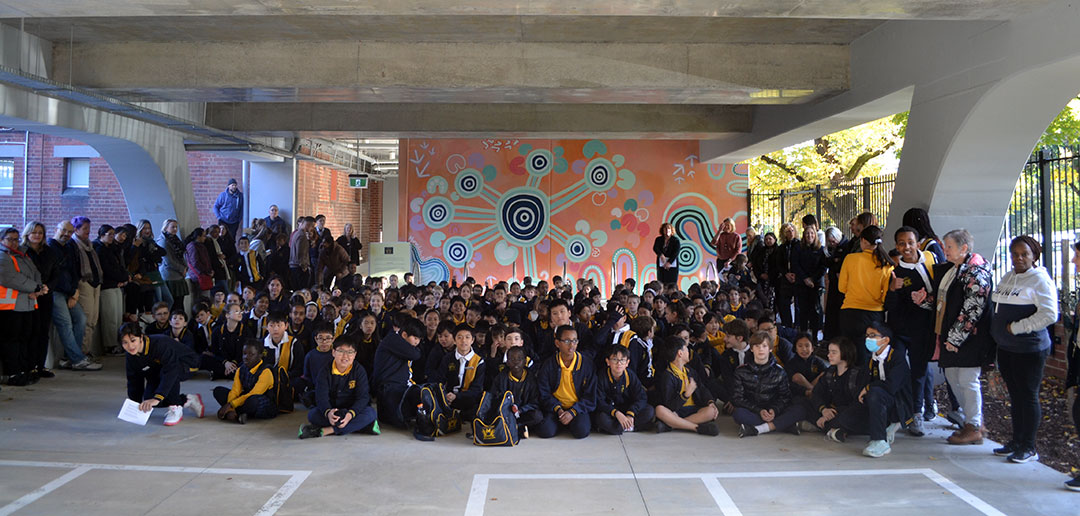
[248,160,296,229]
[381,177,399,241]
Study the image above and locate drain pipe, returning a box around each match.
[20,130,28,226]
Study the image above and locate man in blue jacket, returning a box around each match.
[213,178,244,242]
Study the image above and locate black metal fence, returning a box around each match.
[748,173,897,235]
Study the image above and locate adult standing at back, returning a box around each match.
[157,219,188,311]
[653,223,680,285]
[0,227,46,386]
[21,221,58,379]
[289,217,313,291]
[711,218,741,274]
[264,204,290,243]
[991,235,1058,463]
[213,178,244,242]
[47,221,100,371]
[337,223,363,268]
[71,216,103,358]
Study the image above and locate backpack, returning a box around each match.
[274,368,295,414]
[472,390,519,447]
[415,383,460,438]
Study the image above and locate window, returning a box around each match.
[0,159,12,195]
[66,158,90,190]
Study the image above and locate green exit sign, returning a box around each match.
[349,174,369,188]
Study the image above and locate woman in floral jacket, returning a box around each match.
[913,228,993,446]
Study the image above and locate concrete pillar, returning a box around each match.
[248,160,296,230]
[381,177,400,241]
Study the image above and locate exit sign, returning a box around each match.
[349,174,369,189]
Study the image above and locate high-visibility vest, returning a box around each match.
[0,253,22,310]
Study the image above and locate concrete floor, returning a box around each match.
[0,358,1077,516]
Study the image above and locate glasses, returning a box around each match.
[866,333,883,339]
[1,236,18,243]
[333,349,357,355]
[558,338,579,344]
[315,335,334,341]
[608,358,629,364]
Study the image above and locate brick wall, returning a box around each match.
[1046,322,1069,381]
[0,131,242,232]
[295,160,382,262]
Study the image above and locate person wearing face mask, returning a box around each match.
[990,235,1058,464]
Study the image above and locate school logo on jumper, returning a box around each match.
[482,426,496,440]
[348,380,356,389]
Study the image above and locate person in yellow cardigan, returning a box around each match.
[837,225,895,364]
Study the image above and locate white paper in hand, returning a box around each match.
[118,398,152,426]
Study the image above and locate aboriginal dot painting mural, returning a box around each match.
[399,139,748,296]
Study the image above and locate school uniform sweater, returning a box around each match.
[809,365,862,416]
[314,360,372,419]
[372,331,423,392]
[884,251,937,360]
[595,369,650,417]
[125,335,199,402]
[537,352,597,416]
[211,321,249,365]
[264,334,304,381]
[783,354,827,396]
[991,266,1058,354]
[627,335,655,388]
[490,369,540,415]
[226,360,275,408]
[654,362,714,411]
[838,249,893,311]
[302,349,332,385]
[434,349,485,409]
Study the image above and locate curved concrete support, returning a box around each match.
[0,84,199,230]
[887,55,1080,256]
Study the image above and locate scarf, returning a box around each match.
[73,234,101,282]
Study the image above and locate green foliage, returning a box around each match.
[1037,98,1080,148]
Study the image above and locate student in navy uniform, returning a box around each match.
[213,341,277,424]
[716,319,752,414]
[263,311,304,412]
[687,323,725,405]
[119,322,205,426]
[298,322,335,408]
[807,337,861,433]
[287,301,314,355]
[627,315,657,390]
[424,321,457,382]
[732,331,806,437]
[211,302,250,380]
[756,316,796,366]
[652,336,720,435]
[489,346,542,437]
[371,316,425,429]
[298,336,380,438]
[236,235,266,292]
[595,345,655,434]
[144,301,171,335]
[536,325,597,439]
[785,333,827,399]
[432,324,486,422]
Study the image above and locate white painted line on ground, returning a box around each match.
[0,466,92,516]
[0,460,312,516]
[921,469,1008,516]
[464,468,1005,516]
[701,476,743,516]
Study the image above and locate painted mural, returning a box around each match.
[399,139,748,296]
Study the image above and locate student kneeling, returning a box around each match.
[120,323,205,426]
[298,336,379,439]
[732,331,806,437]
[536,325,597,439]
[596,345,655,434]
[653,336,720,435]
[213,340,278,424]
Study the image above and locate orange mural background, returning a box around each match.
[399,138,747,295]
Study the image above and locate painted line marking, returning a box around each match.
[0,460,312,516]
[464,468,1002,516]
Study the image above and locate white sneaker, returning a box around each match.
[164,405,184,426]
[886,422,902,444]
[184,393,205,418]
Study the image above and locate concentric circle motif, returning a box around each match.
[422,196,454,229]
[585,157,616,191]
[564,235,591,263]
[455,168,484,198]
[442,237,474,268]
[526,149,554,177]
[497,187,549,246]
[678,241,702,274]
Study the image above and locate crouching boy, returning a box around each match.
[120,322,205,426]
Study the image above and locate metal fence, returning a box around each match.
[748,173,897,235]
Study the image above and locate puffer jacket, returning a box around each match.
[732,355,791,413]
[0,246,43,312]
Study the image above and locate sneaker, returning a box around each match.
[886,422,902,445]
[58,359,72,370]
[994,442,1018,457]
[71,359,103,371]
[412,429,435,442]
[1066,476,1080,491]
[695,421,720,436]
[183,393,205,418]
[1008,449,1039,464]
[298,424,323,439]
[738,423,758,438]
[655,421,672,434]
[797,420,819,433]
[106,346,126,357]
[825,428,846,443]
[863,439,891,458]
[923,400,938,421]
[164,406,184,426]
[365,420,381,435]
[907,418,925,437]
[237,413,247,425]
[945,409,965,428]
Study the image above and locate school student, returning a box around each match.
[595,345,655,434]
[837,225,895,364]
[298,336,379,438]
[166,309,195,351]
[119,323,205,426]
[144,301,171,335]
[536,325,597,439]
[431,324,486,421]
[424,321,457,381]
[371,317,425,429]
[213,341,277,424]
[652,336,720,435]
[211,302,250,380]
[785,333,827,399]
[263,311,304,411]
[489,346,543,437]
[732,331,806,437]
[627,315,657,390]
[287,301,313,354]
[716,318,752,413]
[298,322,335,408]
[804,338,861,433]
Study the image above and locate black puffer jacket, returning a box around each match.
[732,355,791,413]
[809,365,863,416]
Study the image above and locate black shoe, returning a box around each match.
[923,400,938,421]
[33,368,55,379]
[5,374,28,387]
[413,430,435,442]
[1066,476,1080,491]
[786,424,801,436]
[237,413,248,425]
[298,424,322,439]
[695,421,720,436]
[1008,449,1038,464]
[738,424,758,438]
[994,442,1017,457]
[655,421,672,434]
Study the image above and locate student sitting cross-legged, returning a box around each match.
[213,340,278,424]
[298,336,379,439]
[803,337,861,434]
[119,322,205,426]
[489,346,543,437]
[430,324,486,423]
[732,331,807,437]
[595,345,655,434]
[263,311,305,411]
[536,325,597,439]
[652,336,721,436]
[371,316,426,430]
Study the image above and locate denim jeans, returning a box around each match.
[51,291,87,364]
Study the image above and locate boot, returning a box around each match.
[947,423,983,445]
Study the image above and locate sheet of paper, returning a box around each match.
[118,398,152,426]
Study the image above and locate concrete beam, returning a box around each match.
[204,103,753,139]
[52,41,848,104]
[0,0,1048,20]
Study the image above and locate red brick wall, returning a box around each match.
[0,131,242,232]
[1046,322,1069,381]
[295,160,382,262]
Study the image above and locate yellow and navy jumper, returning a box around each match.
[594,368,654,434]
[212,359,277,419]
[125,334,199,407]
[434,348,485,418]
[309,359,377,435]
[263,333,305,412]
[655,361,714,418]
[490,367,542,429]
[535,351,597,439]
